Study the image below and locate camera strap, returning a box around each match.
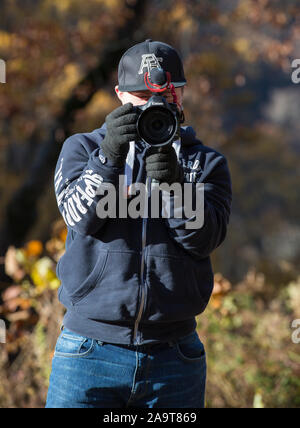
[123,140,136,199]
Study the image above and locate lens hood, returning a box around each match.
[135,95,179,147]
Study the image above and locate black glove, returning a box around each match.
[101,103,138,168]
[145,144,184,185]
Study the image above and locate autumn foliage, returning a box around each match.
[0,0,299,408]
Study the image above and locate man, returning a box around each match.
[46,39,232,408]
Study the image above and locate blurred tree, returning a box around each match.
[0,0,148,284]
[0,0,299,286]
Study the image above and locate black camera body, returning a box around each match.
[134,95,179,147]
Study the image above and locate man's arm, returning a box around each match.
[164,151,232,260]
[54,103,138,236]
[54,134,124,236]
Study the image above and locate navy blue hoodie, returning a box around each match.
[53,124,232,345]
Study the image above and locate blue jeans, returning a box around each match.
[46,327,206,408]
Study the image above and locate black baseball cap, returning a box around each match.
[118,39,187,92]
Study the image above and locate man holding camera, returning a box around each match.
[46,39,232,408]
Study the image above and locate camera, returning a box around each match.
[134,95,179,147]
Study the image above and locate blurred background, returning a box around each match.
[0,0,299,408]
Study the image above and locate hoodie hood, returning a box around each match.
[180,126,203,146]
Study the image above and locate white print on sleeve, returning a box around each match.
[54,158,64,193]
[55,164,104,227]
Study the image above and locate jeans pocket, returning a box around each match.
[54,329,95,358]
[174,331,206,363]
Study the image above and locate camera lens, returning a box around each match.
[152,119,164,131]
[137,107,177,146]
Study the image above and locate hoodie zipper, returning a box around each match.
[132,140,182,344]
[133,176,150,344]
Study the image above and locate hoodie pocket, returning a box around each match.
[59,249,109,305]
[71,250,140,321]
[144,253,211,322]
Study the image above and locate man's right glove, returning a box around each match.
[101,103,138,168]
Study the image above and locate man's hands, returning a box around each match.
[145,145,184,185]
[101,103,138,168]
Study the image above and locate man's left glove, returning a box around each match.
[145,144,184,185]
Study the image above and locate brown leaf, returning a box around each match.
[6,310,31,322]
[1,285,22,301]
[24,240,43,257]
[213,273,231,296]
[4,246,25,282]
[4,297,22,312]
[3,297,32,313]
